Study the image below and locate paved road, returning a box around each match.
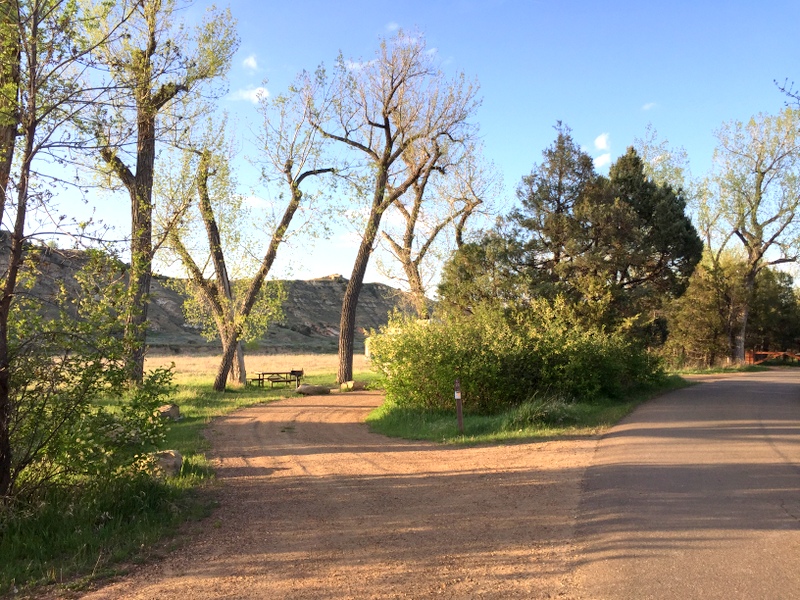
[572,369,800,599]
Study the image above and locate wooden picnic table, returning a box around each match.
[250,369,304,388]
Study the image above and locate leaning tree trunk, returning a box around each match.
[338,212,383,384]
[0,128,33,499]
[214,332,236,391]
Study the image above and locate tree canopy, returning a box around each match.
[440,125,703,334]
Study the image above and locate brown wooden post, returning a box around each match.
[455,378,463,434]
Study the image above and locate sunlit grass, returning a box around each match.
[2,352,377,595]
[366,375,691,445]
[146,352,373,379]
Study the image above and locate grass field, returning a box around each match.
[146,352,373,380]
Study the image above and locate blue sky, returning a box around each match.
[92,0,800,285]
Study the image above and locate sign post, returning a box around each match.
[454,378,463,434]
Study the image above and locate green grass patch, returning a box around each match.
[365,375,690,445]
[1,366,376,596]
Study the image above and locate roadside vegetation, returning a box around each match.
[367,375,689,444]
[0,354,373,594]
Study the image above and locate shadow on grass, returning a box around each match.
[366,375,691,445]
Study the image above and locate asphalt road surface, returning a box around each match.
[571,369,800,599]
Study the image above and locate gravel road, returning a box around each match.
[78,391,595,599]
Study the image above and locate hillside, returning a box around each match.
[2,237,410,354]
[147,273,409,354]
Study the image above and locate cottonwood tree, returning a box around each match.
[708,108,800,362]
[159,118,281,389]
[160,93,331,393]
[87,0,238,383]
[166,71,335,392]
[379,142,500,318]
[0,0,139,500]
[308,31,480,383]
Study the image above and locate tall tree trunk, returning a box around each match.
[124,113,157,384]
[125,232,152,383]
[0,1,20,500]
[0,127,34,499]
[734,270,757,363]
[338,211,383,383]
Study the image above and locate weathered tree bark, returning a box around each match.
[0,117,34,498]
[232,341,246,383]
[734,270,757,363]
[0,1,20,499]
[338,209,384,383]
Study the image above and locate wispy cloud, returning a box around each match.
[594,153,611,169]
[386,22,400,31]
[243,195,272,210]
[594,133,610,151]
[229,86,269,103]
[335,231,363,249]
[345,59,376,71]
[642,102,657,111]
[242,54,258,71]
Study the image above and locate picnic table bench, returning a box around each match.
[250,369,304,388]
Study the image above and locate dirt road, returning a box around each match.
[80,391,596,599]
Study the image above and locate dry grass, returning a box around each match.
[146,352,372,378]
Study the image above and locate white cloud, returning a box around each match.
[594,153,611,169]
[229,86,269,103]
[386,22,400,31]
[242,54,258,70]
[345,59,376,71]
[243,195,272,210]
[642,102,657,111]
[594,133,610,151]
[335,231,363,249]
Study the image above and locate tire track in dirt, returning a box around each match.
[77,391,596,600]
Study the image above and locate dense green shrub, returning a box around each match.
[368,299,663,415]
[3,250,175,505]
